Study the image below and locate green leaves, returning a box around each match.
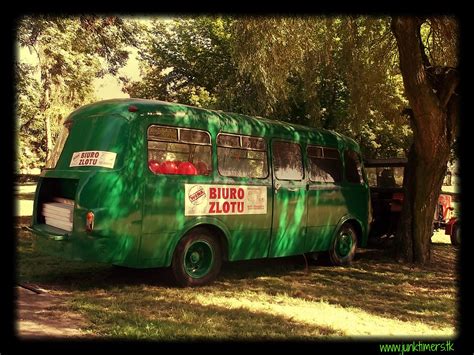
[16,16,140,170]
[126,17,260,114]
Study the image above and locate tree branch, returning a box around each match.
[438,68,459,108]
[391,16,440,118]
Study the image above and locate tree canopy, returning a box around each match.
[16,15,140,171]
[124,16,413,159]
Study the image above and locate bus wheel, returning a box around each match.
[450,224,460,246]
[171,228,222,287]
[329,223,357,266]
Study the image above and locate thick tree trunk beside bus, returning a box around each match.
[391,17,458,264]
[396,145,449,263]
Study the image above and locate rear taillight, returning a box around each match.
[86,211,94,232]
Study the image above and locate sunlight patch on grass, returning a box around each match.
[16,200,34,217]
[69,290,342,339]
[192,292,456,338]
[431,230,451,244]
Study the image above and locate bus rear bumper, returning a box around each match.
[26,224,116,264]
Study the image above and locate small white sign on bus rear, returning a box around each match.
[185,184,267,216]
[70,151,117,169]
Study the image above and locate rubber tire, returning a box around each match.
[450,223,460,246]
[329,223,358,266]
[171,228,222,287]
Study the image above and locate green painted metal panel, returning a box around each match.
[29,98,370,270]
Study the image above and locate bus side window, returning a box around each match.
[344,150,364,184]
[217,133,268,179]
[272,141,304,180]
[307,146,342,183]
[147,125,212,176]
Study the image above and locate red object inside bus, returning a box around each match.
[195,161,208,175]
[160,161,179,174]
[148,160,162,174]
[177,162,197,175]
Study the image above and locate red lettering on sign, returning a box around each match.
[95,152,100,158]
[209,188,217,199]
[222,189,229,199]
[208,202,216,213]
[208,201,246,214]
[208,187,245,200]
[190,188,205,203]
[222,201,230,213]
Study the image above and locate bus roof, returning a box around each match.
[67,98,361,151]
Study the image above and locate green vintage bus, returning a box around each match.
[29,98,371,286]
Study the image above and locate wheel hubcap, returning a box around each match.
[336,232,353,257]
[184,240,214,278]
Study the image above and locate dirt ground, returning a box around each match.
[16,285,90,339]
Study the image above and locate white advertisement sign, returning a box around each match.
[185,184,267,216]
[69,151,117,169]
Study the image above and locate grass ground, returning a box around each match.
[15,183,459,340]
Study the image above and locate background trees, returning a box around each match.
[127,16,412,159]
[230,16,412,158]
[124,17,262,116]
[16,15,139,171]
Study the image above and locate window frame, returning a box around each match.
[306,144,343,184]
[216,132,269,179]
[147,125,211,146]
[272,139,305,181]
[146,124,212,176]
[344,149,365,185]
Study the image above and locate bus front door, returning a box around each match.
[269,140,308,257]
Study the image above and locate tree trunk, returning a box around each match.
[45,112,52,161]
[391,17,458,264]
[396,143,449,263]
[38,45,52,162]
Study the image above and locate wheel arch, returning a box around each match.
[333,214,365,248]
[169,217,231,266]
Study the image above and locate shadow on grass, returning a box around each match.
[15,174,40,184]
[16,226,175,289]
[216,246,458,328]
[16,224,458,333]
[15,216,32,226]
[69,291,342,339]
[15,192,35,201]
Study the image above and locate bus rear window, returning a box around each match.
[45,121,72,169]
